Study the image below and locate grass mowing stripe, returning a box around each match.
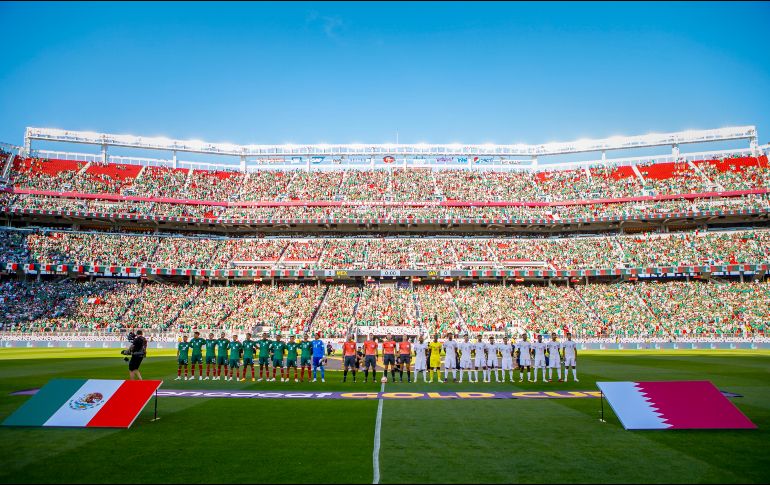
[373,382,385,484]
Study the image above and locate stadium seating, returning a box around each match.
[9,154,769,205]
[3,152,770,343]
[311,285,359,338]
[3,279,766,339]
[6,229,770,271]
[4,190,769,223]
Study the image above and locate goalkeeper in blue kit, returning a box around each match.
[311,332,327,383]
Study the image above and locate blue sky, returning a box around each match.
[1,1,768,160]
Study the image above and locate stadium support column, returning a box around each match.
[601,150,606,163]
[672,144,680,160]
[23,134,31,157]
[241,155,247,173]
[750,136,759,156]
[531,156,538,169]
[101,144,108,163]
[172,151,178,169]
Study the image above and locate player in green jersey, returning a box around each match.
[204,332,217,380]
[299,334,313,382]
[227,335,243,382]
[256,332,272,382]
[215,332,230,380]
[175,335,191,380]
[270,334,287,382]
[188,331,206,380]
[241,333,258,382]
[285,335,300,382]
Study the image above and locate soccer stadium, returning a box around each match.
[1,2,769,484]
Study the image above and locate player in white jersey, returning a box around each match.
[443,333,458,382]
[473,336,487,383]
[546,332,563,382]
[561,332,579,382]
[532,334,547,382]
[458,335,474,383]
[486,336,499,382]
[516,334,533,382]
[413,336,428,383]
[499,336,515,382]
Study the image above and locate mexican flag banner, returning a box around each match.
[3,379,162,428]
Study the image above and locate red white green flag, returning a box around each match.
[2,379,162,428]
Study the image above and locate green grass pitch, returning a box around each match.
[0,349,768,484]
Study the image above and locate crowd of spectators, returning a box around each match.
[2,279,767,338]
[186,169,243,201]
[125,166,189,198]
[285,170,344,200]
[311,285,359,338]
[9,155,769,204]
[534,168,594,201]
[415,285,465,336]
[638,280,769,338]
[617,230,770,268]
[174,285,252,332]
[5,192,768,224]
[354,285,419,327]
[239,171,294,201]
[0,280,137,332]
[5,229,770,271]
[233,284,324,335]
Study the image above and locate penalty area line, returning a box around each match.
[373,382,385,484]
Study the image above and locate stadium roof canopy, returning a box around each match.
[21,125,761,172]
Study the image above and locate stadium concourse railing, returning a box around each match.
[4,262,769,281]
[2,187,770,226]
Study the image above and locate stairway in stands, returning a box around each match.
[305,285,330,334]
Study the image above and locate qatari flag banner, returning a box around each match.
[3,379,162,428]
[597,381,756,430]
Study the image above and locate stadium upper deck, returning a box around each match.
[1,127,769,234]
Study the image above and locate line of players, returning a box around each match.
[175,330,579,384]
[341,332,579,384]
[175,331,329,382]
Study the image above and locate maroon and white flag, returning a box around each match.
[597,381,756,430]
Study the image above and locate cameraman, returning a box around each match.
[127,330,147,380]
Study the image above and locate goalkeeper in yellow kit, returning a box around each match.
[428,334,444,383]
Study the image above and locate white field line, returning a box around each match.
[373,382,385,484]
